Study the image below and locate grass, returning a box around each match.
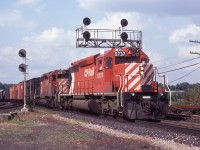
[74,118,88,123]
[0,110,93,147]
[10,118,43,126]
[0,127,28,137]
[36,107,57,114]
[38,128,92,143]
[0,122,92,146]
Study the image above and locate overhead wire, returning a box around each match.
[151,55,178,64]
[158,56,200,69]
[155,41,200,83]
[169,66,200,84]
[157,62,200,74]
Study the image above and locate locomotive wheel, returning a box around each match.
[103,111,108,117]
[123,115,135,122]
[113,111,118,119]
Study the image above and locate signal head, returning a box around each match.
[83,31,91,42]
[18,64,26,72]
[18,49,26,58]
[121,32,128,42]
[83,17,91,26]
[121,19,128,27]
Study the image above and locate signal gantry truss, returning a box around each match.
[76,17,142,49]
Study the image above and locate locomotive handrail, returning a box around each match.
[154,67,168,93]
[165,76,172,106]
[125,74,140,92]
[113,74,123,107]
[114,74,156,92]
[113,75,122,93]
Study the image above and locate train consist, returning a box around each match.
[1,18,169,119]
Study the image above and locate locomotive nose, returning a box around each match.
[113,62,154,93]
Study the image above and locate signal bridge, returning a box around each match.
[76,17,142,49]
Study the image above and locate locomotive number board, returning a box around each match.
[114,51,140,57]
[114,51,126,57]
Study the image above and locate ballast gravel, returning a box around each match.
[50,109,200,150]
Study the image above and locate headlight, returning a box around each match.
[142,96,151,99]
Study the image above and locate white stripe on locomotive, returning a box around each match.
[142,64,153,85]
[69,73,74,94]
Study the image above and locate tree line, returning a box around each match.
[0,82,13,91]
[168,82,200,106]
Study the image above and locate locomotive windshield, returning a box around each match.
[58,73,68,79]
[58,74,67,79]
[115,57,139,64]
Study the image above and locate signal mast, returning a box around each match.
[18,49,28,112]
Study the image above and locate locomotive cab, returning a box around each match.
[110,47,168,119]
[112,47,156,93]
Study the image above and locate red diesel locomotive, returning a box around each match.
[35,69,69,106]
[7,18,169,120]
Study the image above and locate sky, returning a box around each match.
[0,0,200,85]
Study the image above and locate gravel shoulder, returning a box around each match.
[0,107,200,150]
[0,108,158,150]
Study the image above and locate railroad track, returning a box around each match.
[37,106,200,137]
[0,102,22,120]
[191,115,200,120]
[0,102,23,110]
[160,120,200,132]
[169,105,200,115]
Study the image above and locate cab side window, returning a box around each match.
[52,75,56,81]
[106,57,112,69]
[98,60,102,72]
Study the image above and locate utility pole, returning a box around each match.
[189,40,200,55]
[190,51,200,55]
[189,40,200,43]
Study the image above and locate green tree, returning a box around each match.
[184,84,200,105]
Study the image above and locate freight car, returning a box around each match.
[6,78,40,109]
[0,88,10,100]
[0,89,5,100]
[26,77,40,111]
[9,84,18,100]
